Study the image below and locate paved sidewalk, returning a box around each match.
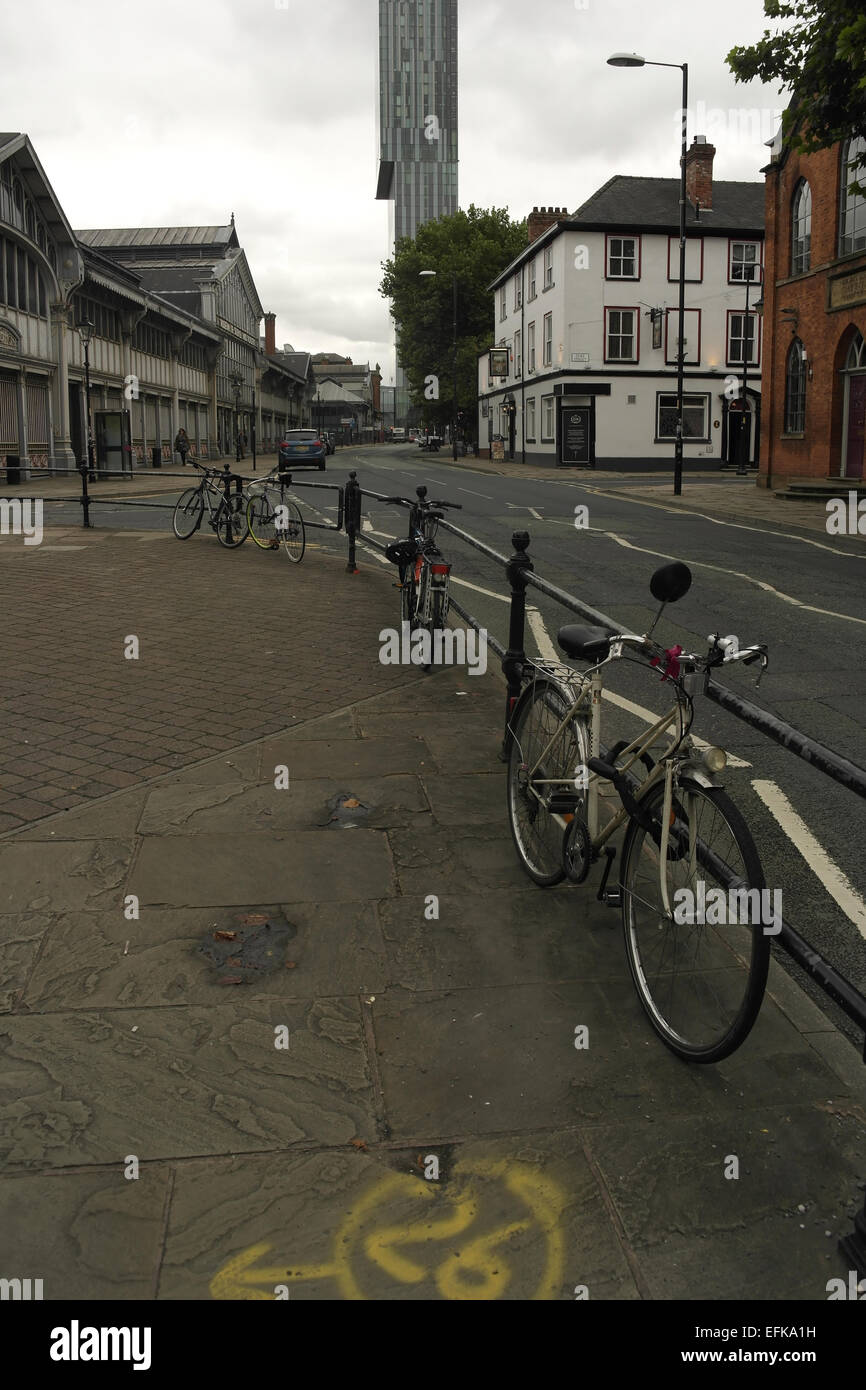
[0,528,409,832]
[0,524,863,1301]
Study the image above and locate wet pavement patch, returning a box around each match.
[198,907,297,984]
[324,793,372,829]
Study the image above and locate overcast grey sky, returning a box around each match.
[4,0,786,381]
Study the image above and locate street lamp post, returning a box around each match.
[230,371,242,462]
[608,53,688,495]
[420,268,459,461]
[75,317,97,484]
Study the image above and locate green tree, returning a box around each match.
[379,205,527,436]
[727,1,866,188]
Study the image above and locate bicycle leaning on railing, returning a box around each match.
[172,461,249,548]
[245,466,306,563]
[383,485,462,669]
[506,560,771,1064]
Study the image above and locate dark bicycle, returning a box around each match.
[172,461,249,548]
[383,486,462,665]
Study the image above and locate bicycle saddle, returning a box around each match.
[557,624,611,661]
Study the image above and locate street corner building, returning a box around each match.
[759,126,866,493]
[477,139,766,470]
[0,132,316,480]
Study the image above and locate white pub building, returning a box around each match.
[478,138,765,470]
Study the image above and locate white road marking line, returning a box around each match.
[752,779,866,938]
[526,606,752,768]
[452,576,510,603]
[594,530,866,627]
[581,485,866,561]
[527,606,558,659]
[529,507,544,521]
[358,542,391,566]
[458,487,493,500]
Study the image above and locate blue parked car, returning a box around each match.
[277,429,327,471]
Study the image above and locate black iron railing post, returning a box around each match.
[840,1193,866,1281]
[344,471,361,573]
[500,530,533,760]
[79,460,92,528]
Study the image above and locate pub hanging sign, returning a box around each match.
[489,347,509,378]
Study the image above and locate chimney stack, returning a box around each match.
[684,136,716,211]
[264,312,276,355]
[527,206,569,244]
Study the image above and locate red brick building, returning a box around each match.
[760,130,866,488]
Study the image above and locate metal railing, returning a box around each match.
[34,461,344,533]
[341,474,866,1276]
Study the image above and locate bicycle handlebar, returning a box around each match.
[607,630,769,688]
[382,495,462,510]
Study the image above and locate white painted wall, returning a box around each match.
[480,223,763,462]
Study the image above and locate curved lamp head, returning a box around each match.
[607,52,645,67]
[75,318,94,347]
[419,270,436,278]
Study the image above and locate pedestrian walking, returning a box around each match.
[174,428,190,465]
[236,429,247,462]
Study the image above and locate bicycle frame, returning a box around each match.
[516,653,694,900]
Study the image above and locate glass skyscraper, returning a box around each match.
[377,0,458,419]
[377,0,458,245]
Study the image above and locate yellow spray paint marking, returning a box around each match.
[362,1186,479,1284]
[210,1157,567,1301]
[208,1242,339,1300]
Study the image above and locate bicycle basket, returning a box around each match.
[385,539,417,567]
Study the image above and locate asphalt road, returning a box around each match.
[40,446,866,1047]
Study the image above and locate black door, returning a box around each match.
[726,407,751,467]
[95,411,128,474]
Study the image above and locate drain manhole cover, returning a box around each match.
[198,907,297,983]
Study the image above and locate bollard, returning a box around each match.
[79,460,92,529]
[344,471,362,573]
[500,531,533,761]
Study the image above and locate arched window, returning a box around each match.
[791,181,811,274]
[840,136,866,255]
[845,330,866,371]
[784,339,807,433]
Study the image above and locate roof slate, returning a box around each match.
[573,175,765,230]
[76,226,236,249]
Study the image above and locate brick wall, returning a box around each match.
[761,141,866,487]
